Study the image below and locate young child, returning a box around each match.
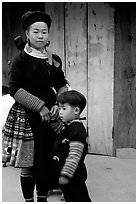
[51,90,91,202]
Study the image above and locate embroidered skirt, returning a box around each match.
[2,102,34,167]
[2,102,64,168]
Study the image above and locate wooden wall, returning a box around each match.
[2,2,136,156]
[113,3,136,154]
[46,2,114,155]
[87,3,114,155]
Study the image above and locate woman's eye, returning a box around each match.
[43,31,48,34]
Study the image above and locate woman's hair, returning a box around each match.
[57,90,86,113]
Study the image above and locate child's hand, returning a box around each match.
[59,176,70,185]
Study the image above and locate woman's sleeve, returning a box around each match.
[52,54,69,93]
[9,53,24,97]
[9,53,45,112]
[14,88,45,112]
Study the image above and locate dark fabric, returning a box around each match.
[26,109,59,180]
[20,166,58,201]
[20,175,35,200]
[8,51,67,173]
[36,176,58,197]
[9,52,68,99]
[60,164,91,201]
[60,179,91,202]
[37,197,47,202]
[51,122,88,173]
[2,86,9,95]
[21,11,51,30]
[8,51,67,193]
[25,199,34,202]
[51,121,91,202]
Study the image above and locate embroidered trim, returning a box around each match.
[24,43,48,59]
[24,43,60,67]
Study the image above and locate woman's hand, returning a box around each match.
[39,106,50,122]
[59,176,70,185]
[50,105,59,119]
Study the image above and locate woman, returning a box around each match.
[3,11,68,202]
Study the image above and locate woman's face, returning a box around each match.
[26,21,49,51]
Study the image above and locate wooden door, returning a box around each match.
[45,2,115,155]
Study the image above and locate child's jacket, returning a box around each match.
[51,120,88,181]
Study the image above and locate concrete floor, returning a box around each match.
[2,154,136,202]
[86,154,136,202]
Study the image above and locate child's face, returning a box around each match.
[26,21,49,51]
[59,103,78,123]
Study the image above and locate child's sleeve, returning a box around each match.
[60,140,84,179]
[50,114,65,135]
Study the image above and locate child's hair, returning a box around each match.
[57,90,86,113]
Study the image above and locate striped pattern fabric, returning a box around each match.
[60,141,84,178]
[14,88,45,112]
[2,102,34,167]
[50,115,65,135]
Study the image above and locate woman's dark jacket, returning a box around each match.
[9,50,67,179]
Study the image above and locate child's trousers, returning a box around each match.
[60,179,91,202]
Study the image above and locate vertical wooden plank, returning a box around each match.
[65,2,87,121]
[113,4,136,152]
[88,3,114,155]
[45,3,65,71]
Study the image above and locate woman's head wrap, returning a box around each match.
[21,11,51,30]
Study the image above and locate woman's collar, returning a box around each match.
[24,43,61,67]
[24,43,48,59]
